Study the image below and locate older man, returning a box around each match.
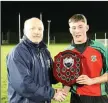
[6,17,67,103]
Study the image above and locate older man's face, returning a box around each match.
[24,18,44,43]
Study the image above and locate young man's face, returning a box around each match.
[69,21,89,44]
[24,18,44,43]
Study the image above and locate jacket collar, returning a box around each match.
[22,35,47,49]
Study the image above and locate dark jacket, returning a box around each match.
[6,36,57,103]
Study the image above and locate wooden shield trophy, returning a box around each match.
[53,50,82,86]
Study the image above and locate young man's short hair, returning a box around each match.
[68,14,87,24]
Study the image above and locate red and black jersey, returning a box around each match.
[66,39,108,96]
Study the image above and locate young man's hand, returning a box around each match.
[76,75,94,85]
[76,73,108,85]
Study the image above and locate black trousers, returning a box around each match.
[70,93,108,103]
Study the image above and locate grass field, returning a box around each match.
[1,44,71,103]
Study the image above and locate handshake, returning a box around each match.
[53,86,70,102]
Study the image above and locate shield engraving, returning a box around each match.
[63,57,74,68]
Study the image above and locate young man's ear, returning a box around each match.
[86,25,89,32]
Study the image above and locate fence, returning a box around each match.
[1,31,108,44]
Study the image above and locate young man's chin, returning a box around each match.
[74,40,83,44]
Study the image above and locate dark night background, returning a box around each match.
[1,1,108,43]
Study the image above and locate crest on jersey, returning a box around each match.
[91,55,97,62]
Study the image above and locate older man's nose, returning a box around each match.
[33,29,39,33]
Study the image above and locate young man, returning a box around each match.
[65,14,108,103]
[6,17,67,103]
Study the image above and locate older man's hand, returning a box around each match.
[53,88,68,102]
